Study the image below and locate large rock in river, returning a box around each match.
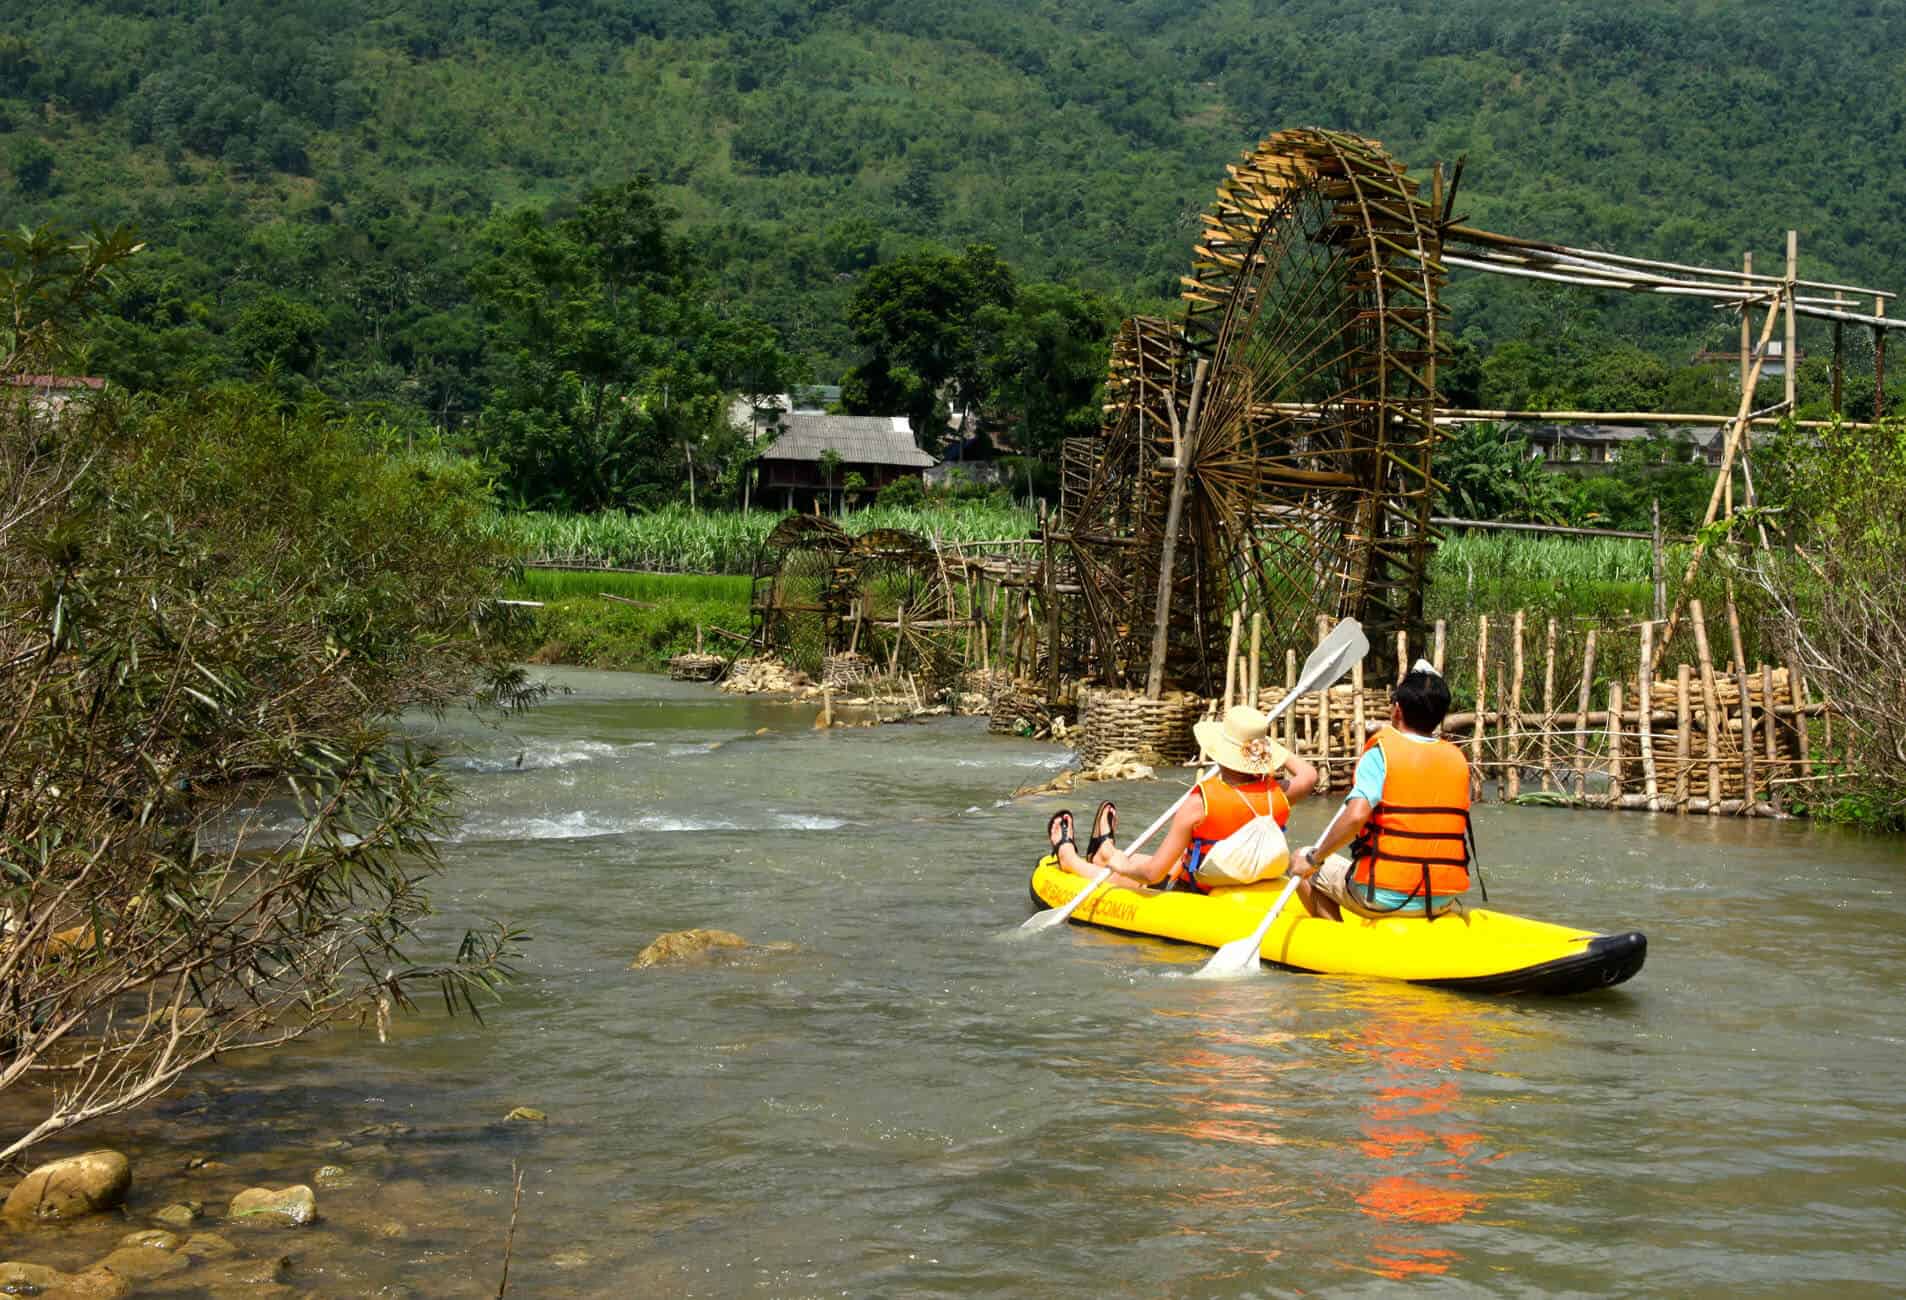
[228,1184,317,1226]
[1,1150,131,1221]
[630,928,751,968]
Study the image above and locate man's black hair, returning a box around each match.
[1393,669,1451,734]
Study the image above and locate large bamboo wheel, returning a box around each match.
[1067,127,1446,690]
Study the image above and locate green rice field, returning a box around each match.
[485,503,1034,575]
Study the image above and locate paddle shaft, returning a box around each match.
[1127,624,1364,856]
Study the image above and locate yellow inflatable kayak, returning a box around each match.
[1029,857,1645,995]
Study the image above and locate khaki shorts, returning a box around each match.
[1312,854,1463,919]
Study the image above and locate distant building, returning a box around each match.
[1523,422,1710,466]
[753,413,936,510]
[4,374,105,419]
[1689,341,1804,380]
[727,386,844,436]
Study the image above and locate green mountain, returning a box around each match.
[3,0,1900,416]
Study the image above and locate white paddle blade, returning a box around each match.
[1021,867,1113,931]
[1191,874,1304,979]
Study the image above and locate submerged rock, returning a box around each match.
[201,1253,291,1287]
[152,1201,203,1228]
[1,1150,131,1221]
[93,1243,189,1283]
[630,928,751,968]
[178,1232,238,1259]
[0,1261,71,1291]
[228,1185,317,1226]
[118,1228,182,1250]
[312,1164,357,1190]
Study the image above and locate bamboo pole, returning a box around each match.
[1353,659,1366,750]
[1040,500,1060,706]
[1145,360,1207,700]
[1396,629,1409,677]
[1878,299,1888,420]
[1607,680,1625,802]
[1651,500,1666,625]
[1248,612,1263,709]
[1785,231,1799,413]
[1762,663,1780,810]
[1658,297,1785,663]
[1433,620,1446,673]
[1472,615,1490,798]
[1541,617,1557,792]
[1573,628,1597,799]
[1690,600,1722,815]
[1495,655,1508,802]
[1639,620,1658,806]
[1674,664,1693,810]
[1222,609,1242,709]
[1726,593,1757,811]
[1285,648,1298,754]
[892,603,908,678]
[994,583,1011,681]
[1787,657,1815,779]
[1315,615,1332,787]
[1507,610,1525,800]
[1833,290,1846,415]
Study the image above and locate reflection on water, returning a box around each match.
[1338,986,1497,1280]
[6,667,1906,1295]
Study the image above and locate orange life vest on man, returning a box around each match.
[1180,775,1290,893]
[1350,726,1472,908]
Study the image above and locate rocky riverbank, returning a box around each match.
[0,1088,570,1299]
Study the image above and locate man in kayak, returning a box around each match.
[1288,660,1473,921]
[1047,704,1317,891]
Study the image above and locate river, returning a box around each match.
[8,667,1906,1296]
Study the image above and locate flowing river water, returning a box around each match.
[7,667,1906,1296]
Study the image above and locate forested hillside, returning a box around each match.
[3,0,1901,436]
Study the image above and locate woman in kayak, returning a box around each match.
[1047,704,1317,892]
[1288,661,1474,920]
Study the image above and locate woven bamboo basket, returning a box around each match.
[823,651,875,690]
[1075,687,1202,769]
[989,679,1064,736]
[667,652,725,682]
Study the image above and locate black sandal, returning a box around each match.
[1086,800,1118,858]
[1047,810,1076,852]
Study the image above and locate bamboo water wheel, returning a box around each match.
[752,517,963,684]
[752,515,850,675]
[1063,127,1446,692]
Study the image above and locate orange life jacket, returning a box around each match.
[1180,775,1290,893]
[1350,726,1472,909]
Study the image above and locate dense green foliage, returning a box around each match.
[1433,423,1720,532]
[1746,418,1906,828]
[0,215,523,1156]
[6,0,1903,477]
[507,571,754,671]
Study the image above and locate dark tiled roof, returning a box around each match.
[758,414,937,468]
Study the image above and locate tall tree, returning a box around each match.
[844,244,1017,448]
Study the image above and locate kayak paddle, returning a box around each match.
[1021,617,1368,934]
[1191,872,1303,978]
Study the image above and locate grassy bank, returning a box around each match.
[485,503,1035,575]
[507,570,752,672]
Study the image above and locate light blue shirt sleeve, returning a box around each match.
[1347,743,1386,807]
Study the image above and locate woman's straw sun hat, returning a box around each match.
[1192,704,1291,776]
